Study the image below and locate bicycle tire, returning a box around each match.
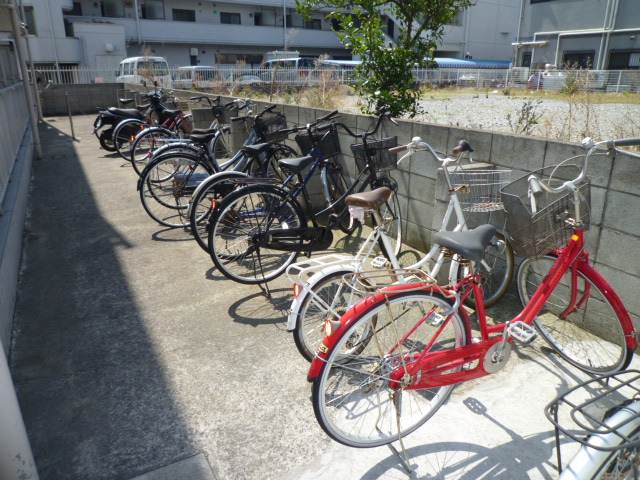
[518,255,633,374]
[114,119,146,161]
[212,127,233,162]
[246,143,295,183]
[293,270,366,362]
[207,184,307,284]
[312,289,469,448]
[130,127,175,176]
[98,128,117,151]
[321,163,354,234]
[456,232,515,308]
[139,153,214,228]
[559,401,640,480]
[189,171,248,252]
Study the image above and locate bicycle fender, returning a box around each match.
[307,283,449,381]
[558,400,640,479]
[578,262,638,350]
[287,265,357,332]
[189,171,248,204]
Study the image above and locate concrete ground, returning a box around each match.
[9,114,639,480]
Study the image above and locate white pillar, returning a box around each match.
[0,341,39,480]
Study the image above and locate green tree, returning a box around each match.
[297,0,472,117]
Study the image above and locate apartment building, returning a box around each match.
[514,0,640,70]
[18,0,520,72]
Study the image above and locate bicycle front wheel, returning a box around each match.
[139,153,213,227]
[114,119,146,161]
[518,255,633,374]
[312,290,469,448]
[208,184,306,284]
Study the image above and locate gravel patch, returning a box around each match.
[343,93,640,143]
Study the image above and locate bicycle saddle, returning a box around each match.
[433,224,497,263]
[241,143,272,155]
[189,132,217,144]
[191,128,217,135]
[107,107,145,120]
[345,187,393,210]
[278,155,315,174]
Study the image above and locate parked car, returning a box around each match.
[116,56,172,88]
[173,66,217,90]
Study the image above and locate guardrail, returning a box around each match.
[32,65,640,93]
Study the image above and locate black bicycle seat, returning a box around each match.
[433,224,497,263]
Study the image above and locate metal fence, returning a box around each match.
[32,65,640,93]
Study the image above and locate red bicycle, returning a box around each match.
[307,136,640,448]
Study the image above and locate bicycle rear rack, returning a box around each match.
[545,369,640,473]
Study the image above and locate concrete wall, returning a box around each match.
[40,83,121,116]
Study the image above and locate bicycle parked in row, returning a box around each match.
[306,135,640,448]
[136,104,295,228]
[286,136,515,361]
[205,107,403,285]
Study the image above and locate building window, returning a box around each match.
[287,12,304,28]
[101,0,125,18]
[173,8,195,22]
[304,18,321,30]
[254,8,276,26]
[522,52,532,67]
[220,12,241,24]
[22,6,36,35]
[141,0,164,20]
[563,51,595,69]
[609,50,640,69]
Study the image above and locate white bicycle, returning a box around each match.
[285,136,515,361]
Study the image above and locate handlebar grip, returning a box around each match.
[318,110,340,123]
[264,104,277,112]
[452,140,474,155]
[389,145,409,155]
[316,123,334,132]
[224,100,236,108]
[608,137,640,148]
[528,175,544,196]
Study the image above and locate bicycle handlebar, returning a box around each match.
[390,137,473,167]
[529,136,640,197]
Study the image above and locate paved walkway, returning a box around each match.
[9,115,638,480]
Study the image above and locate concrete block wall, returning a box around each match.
[41,83,121,116]
[123,86,640,325]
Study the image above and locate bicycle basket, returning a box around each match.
[295,128,341,159]
[212,104,238,124]
[351,137,398,172]
[449,167,512,213]
[500,164,590,258]
[254,111,288,142]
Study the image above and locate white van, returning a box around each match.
[261,57,317,84]
[116,56,172,88]
[173,66,217,89]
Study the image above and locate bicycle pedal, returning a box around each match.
[371,256,389,269]
[507,321,537,345]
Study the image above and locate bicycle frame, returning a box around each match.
[308,226,638,383]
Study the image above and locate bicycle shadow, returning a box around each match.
[151,226,197,243]
[226,286,291,328]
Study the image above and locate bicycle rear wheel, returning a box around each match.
[131,128,175,176]
[207,184,306,284]
[518,255,633,374]
[293,270,366,362]
[114,119,146,161]
[139,153,214,227]
[456,232,514,308]
[312,290,469,448]
[321,162,354,234]
[189,172,247,251]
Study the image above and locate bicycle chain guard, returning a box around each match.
[255,226,334,252]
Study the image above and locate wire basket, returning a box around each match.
[295,128,341,158]
[254,111,288,142]
[500,164,590,258]
[351,136,398,173]
[449,167,512,212]
[212,104,238,124]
